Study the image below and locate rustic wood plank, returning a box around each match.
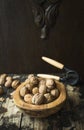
[21,113,34,130]
[0,97,22,129]
[33,118,49,130]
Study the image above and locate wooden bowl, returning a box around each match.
[13,80,66,118]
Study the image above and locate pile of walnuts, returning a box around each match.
[20,74,60,105]
[0,74,20,95]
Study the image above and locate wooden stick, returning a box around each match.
[42,56,64,69]
[37,74,60,81]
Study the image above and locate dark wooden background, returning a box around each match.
[0,0,84,79]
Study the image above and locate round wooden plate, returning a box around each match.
[13,80,66,118]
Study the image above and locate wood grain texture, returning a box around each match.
[0,0,84,80]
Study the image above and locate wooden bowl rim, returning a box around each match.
[13,80,66,111]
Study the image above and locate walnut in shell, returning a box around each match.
[5,76,12,88]
[28,75,39,86]
[51,89,60,98]
[25,74,34,82]
[12,80,20,89]
[25,83,33,92]
[39,84,47,94]
[44,93,53,103]
[24,94,33,104]
[28,74,35,79]
[20,86,29,97]
[6,76,12,81]
[39,79,46,85]
[32,93,44,105]
[32,87,39,95]
[0,74,7,85]
[46,79,55,89]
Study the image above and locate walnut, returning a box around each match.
[32,93,44,105]
[28,75,39,86]
[28,74,35,79]
[51,89,60,98]
[44,93,53,103]
[12,80,20,89]
[24,83,33,92]
[32,87,39,95]
[39,84,47,94]
[24,94,33,104]
[25,74,34,82]
[39,79,46,85]
[46,79,55,89]
[0,86,4,95]
[0,74,7,85]
[6,76,12,81]
[25,78,30,83]
[5,76,12,88]
[20,86,29,97]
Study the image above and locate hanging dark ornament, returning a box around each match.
[31,0,61,39]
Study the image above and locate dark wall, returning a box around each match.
[0,0,84,79]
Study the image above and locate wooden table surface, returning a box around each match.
[0,74,84,130]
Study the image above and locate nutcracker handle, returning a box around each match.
[37,74,60,81]
[42,56,64,69]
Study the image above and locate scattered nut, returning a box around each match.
[51,89,60,98]
[5,79,12,88]
[6,76,12,81]
[12,80,20,89]
[0,74,7,85]
[0,86,4,95]
[32,87,39,95]
[44,93,53,103]
[39,84,47,94]
[32,93,44,105]
[24,94,33,104]
[20,86,29,97]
